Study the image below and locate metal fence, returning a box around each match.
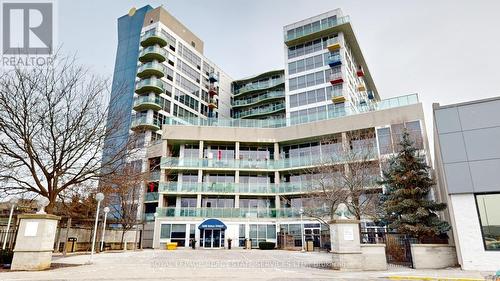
[361,229,449,268]
[0,228,18,250]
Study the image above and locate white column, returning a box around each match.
[234,195,240,208]
[199,140,204,159]
[235,141,240,160]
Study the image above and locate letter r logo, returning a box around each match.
[2,2,53,55]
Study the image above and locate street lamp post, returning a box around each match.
[299,207,305,252]
[89,193,104,264]
[100,207,110,252]
[2,197,18,250]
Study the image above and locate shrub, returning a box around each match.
[258,242,275,250]
[0,249,14,265]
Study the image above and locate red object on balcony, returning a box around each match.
[209,86,218,96]
[330,77,344,85]
[356,66,364,77]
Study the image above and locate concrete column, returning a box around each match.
[234,195,240,208]
[12,214,61,270]
[153,217,161,249]
[179,144,185,158]
[196,194,202,208]
[329,219,363,271]
[274,143,280,160]
[175,196,181,216]
[341,132,349,152]
[275,195,281,209]
[199,140,204,159]
[235,170,239,183]
[235,142,240,160]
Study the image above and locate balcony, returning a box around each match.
[136,62,165,79]
[208,86,218,96]
[144,192,159,202]
[234,103,285,119]
[140,29,168,48]
[160,147,378,171]
[327,54,342,67]
[232,91,285,108]
[329,73,344,85]
[331,91,346,103]
[358,84,366,92]
[233,78,285,97]
[285,15,350,45]
[159,182,277,194]
[326,37,341,52]
[133,96,162,111]
[135,78,164,95]
[163,94,418,129]
[208,72,218,83]
[156,207,328,218]
[143,213,156,221]
[138,46,167,63]
[356,66,364,77]
[208,99,218,109]
[130,116,161,131]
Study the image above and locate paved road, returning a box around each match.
[0,249,488,281]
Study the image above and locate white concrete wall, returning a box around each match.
[449,194,500,271]
[410,244,458,269]
[361,244,387,271]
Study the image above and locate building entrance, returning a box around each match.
[198,218,227,249]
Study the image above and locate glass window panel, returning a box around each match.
[160,224,171,239]
[476,193,500,251]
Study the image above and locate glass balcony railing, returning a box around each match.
[285,16,350,43]
[233,103,286,119]
[159,182,277,194]
[160,146,377,170]
[131,116,161,131]
[139,46,167,63]
[141,29,168,48]
[327,55,342,67]
[164,94,418,129]
[144,192,159,202]
[232,91,285,107]
[135,78,165,94]
[156,207,327,218]
[143,213,156,221]
[137,62,166,79]
[133,96,161,111]
[233,78,285,96]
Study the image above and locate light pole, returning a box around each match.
[299,207,305,252]
[100,207,110,252]
[2,197,18,250]
[89,192,104,264]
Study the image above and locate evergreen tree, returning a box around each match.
[380,130,450,240]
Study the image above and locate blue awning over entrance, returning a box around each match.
[198,219,227,230]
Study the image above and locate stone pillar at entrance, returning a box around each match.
[11,214,61,270]
[329,203,363,271]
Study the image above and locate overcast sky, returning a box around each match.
[59,0,500,160]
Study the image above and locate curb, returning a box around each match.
[387,276,484,281]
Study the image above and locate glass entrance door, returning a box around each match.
[202,229,224,248]
[213,229,221,248]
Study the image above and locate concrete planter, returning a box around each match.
[361,244,387,271]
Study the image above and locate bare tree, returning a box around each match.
[289,130,381,224]
[0,55,137,213]
[100,161,147,246]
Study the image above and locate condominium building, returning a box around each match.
[433,97,500,271]
[106,5,431,250]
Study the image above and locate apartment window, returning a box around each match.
[178,42,201,69]
[249,224,276,248]
[175,89,199,111]
[476,193,500,251]
[377,127,393,155]
[175,75,200,97]
[177,60,201,83]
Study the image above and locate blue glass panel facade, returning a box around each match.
[103,5,152,164]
